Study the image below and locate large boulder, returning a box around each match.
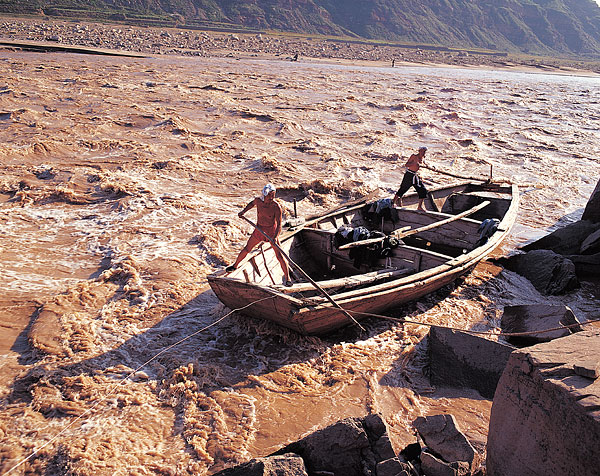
[500,304,582,347]
[565,252,600,277]
[376,457,413,476]
[274,413,396,476]
[413,414,480,472]
[521,220,600,255]
[420,451,470,476]
[487,329,600,476]
[212,453,307,476]
[501,249,579,294]
[428,327,515,398]
[582,178,600,223]
[581,228,600,254]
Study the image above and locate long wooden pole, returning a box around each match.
[421,164,541,188]
[399,200,490,238]
[240,215,366,332]
[421,164,490,182]
[338,200,490,250]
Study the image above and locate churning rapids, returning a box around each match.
[1,50,599,475]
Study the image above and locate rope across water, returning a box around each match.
[3,296,273,476]
[350,309,600,337]
[5,295,597,475]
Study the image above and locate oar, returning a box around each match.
[240,216,366,332]
[338,200,490,250]
[421,164,492,182]
[280,191,379,241]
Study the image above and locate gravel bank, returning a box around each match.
[2,16,599,74]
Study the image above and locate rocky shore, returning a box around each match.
[2,16,600,74]
[212,182,600,475]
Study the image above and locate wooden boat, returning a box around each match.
[208,181,519,335]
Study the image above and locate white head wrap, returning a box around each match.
[261,183,276,201]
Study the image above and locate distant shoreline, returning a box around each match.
[241,52,600,78]
[1,15,599,77]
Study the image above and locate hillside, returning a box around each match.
[1,0,600,57]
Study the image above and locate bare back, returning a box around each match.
[405,153,423,172]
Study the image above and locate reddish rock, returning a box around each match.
[573,360,600,379]
[421,450,471,476]
[565,252,600,277]
[500,304,582,346]
[376,457,412,476]
[428,327,515,398]
[413,414,480,472]
[501,249,579,294]
[274,414,396,476]
[521,220,600,255]
[487,329,600,476]
[212,453,307,476]
[581,228,600,254]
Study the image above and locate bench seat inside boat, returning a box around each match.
[299,227,454,277]
[272,266,415,293]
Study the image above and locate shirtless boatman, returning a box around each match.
[392,146,428,211]
[226,183,292,286]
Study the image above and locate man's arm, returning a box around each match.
[238,198,256,217]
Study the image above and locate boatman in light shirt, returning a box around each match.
[226,183,292,286]
[392,146,428,211]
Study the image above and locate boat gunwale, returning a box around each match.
[207,181,518,332]
[293,182,519,306]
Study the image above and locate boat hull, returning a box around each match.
[208,181,519,335]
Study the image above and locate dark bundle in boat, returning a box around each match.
[208,181,519,335]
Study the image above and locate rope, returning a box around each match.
[6,293,597,474]
[3,296,275,476]
[350,310,600,338]
[240,215,366,332]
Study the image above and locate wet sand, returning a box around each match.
[1,22,599,475]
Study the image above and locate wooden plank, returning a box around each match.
[273,267,415,293]
[393,244,450,265]
[400,200,490,238]
[428,191,440,212]
[302,251,471,307]
[413,252,421,272]
[249,256,261,277]
[260,246,277,285]
[302,227,336,236]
